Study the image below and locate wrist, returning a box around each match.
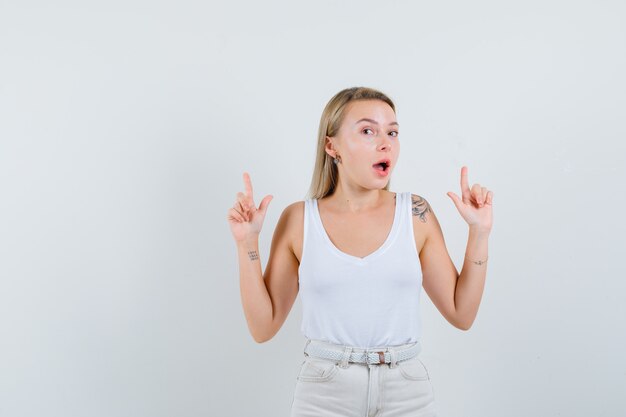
[236,235,260,247]
[465,254,488,265]
[469,225,491,234]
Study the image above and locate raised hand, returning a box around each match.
[227,172,273,242]
[446,166,493,231]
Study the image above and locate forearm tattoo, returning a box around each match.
[411,194,432,223]
[248,250,259,261]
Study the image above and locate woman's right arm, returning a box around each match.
[228,173,300,343]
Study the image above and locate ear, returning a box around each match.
[324,135,337,158]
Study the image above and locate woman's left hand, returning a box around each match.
[446,166,493,231]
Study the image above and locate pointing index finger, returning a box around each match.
[460,166,471,202]
[243,172,254,195]
[243,172,255,206]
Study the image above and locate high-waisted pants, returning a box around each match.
[289,338,438,417]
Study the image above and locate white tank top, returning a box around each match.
[298,191,423,349]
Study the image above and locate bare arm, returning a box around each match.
[454,226,489,329]
[236,203,300,343]
[237,236,272,343]
[412,194,489,330]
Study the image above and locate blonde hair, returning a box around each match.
[306,86,396,200]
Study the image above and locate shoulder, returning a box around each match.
[282,200,305,220]
[409,193,434,223]
[409,193,443,248]
[274,200,307,262]
[276,200,306,253]
[406,193,434,254]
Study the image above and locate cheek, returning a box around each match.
[343,142,370,158]
[392,141,400,155]
[346,137,372,150]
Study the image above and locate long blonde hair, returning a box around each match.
[306,86,396,200]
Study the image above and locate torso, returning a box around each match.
[289,191,428,264]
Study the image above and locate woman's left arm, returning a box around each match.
[416,166,493,330]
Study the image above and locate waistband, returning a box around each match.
[303,338,422,367]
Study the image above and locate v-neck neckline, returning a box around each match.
[312,192,401,265]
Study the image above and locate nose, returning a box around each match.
[376,132,393,150]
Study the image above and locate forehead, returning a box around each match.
[343,100,396,124]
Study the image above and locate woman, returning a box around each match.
[227,86,493,417]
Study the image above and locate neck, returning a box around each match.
[326,184,388,213]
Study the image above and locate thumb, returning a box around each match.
[258,195,273,214]
[447,191,463,210]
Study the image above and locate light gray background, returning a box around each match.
[1,1,625,416]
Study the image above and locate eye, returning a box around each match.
[362,128,374,135]
[389,131,399,137]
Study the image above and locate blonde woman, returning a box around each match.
[227,87,493,416]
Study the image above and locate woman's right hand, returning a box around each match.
[227,172,273,243]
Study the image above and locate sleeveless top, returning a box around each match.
[297,191,423,349]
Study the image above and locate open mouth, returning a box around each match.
[372,159,391,172]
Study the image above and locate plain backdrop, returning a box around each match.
[1,1,625,416]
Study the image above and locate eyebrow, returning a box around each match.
[354,118,399,127]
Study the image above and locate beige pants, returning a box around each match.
[289,338,437,417]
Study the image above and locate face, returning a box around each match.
[326,99,400,188]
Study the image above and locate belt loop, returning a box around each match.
[388,347,398,368]
[339,345,352,368]
[303,338,312,358]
